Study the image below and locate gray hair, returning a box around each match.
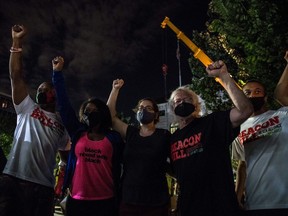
[168,86,201,122]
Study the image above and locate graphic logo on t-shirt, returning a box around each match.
[31,107,65,136]
[171,132,203,161]
[238,116,281,145]
[79,147,108,164]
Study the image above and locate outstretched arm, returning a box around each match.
[107,79,128,139]
[274,51,288,106]
[206,61,253,128]
[9,25,28,105]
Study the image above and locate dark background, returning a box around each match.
[0,0,210,118]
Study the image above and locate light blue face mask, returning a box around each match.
[136,109,155,124]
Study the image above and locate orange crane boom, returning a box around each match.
[161,16,233,88]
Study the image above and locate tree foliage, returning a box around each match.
[0,111,16,156]
[188,31,239,112]
[187,0,288,112]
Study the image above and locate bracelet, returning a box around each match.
[10,47,22,53]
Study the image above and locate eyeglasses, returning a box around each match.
[137,105,154,112]
[173,97,192,106]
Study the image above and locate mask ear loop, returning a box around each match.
[154,111,159,124]
[36,92,47,104]
[82,113,90,126]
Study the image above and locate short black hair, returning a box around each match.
[243,79,267,95]
[39,81,54,88]
[79,97,112,132]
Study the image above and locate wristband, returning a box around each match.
[10,47,22,53]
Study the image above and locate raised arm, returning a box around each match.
[206,61,253,128]
[52,56,80,135]
[9,25,28,105]
[107,79,128,138]
[274,51,288,106]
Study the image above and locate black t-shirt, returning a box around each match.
[121,125,171,205]
[171,110,241,216]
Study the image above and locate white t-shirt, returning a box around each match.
[232,107,288,210]
[4,95,69,188]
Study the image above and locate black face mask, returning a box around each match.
[249,97,265,112]
[136,109,155,124]
[83,111,102,129]
[36,91,55,105]
[174,102,195,117]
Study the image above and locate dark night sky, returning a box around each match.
[0,0,210,118]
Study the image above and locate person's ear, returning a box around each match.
[264,95,268,103]
[155,112,159,121]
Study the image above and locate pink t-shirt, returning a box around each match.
[71,133,114,200]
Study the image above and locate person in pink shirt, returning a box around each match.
[52,56,124,216]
